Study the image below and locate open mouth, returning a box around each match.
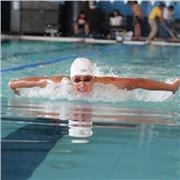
[77,89,88,95]
[79,88,85,91]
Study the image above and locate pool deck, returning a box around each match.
[1,34,180,46]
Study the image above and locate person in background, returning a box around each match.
[146,2,165,44]
[161,5,175,39]
[9,57,180,96]
[128,1,144,40]
[74,11,90,36]
[109,9,124,39]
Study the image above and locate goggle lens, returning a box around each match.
[73,76,93,83]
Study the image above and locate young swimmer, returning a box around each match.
[9,57,180,96]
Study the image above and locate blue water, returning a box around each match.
[1,40,180,180]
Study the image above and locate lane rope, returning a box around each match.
[1,45,122,73]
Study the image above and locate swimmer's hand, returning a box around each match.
[8,78,48,95]
[172,79,180,94]
[9,81,20,95]
[13,88,21,95]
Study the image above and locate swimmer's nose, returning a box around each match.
[79,81,85,87]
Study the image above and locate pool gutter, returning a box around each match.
[1,34,180,46]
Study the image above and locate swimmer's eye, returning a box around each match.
[73,76,93,83]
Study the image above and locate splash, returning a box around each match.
[17,65,177,102]
[18,78,174,103]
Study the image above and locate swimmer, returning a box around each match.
[9,57,180,96]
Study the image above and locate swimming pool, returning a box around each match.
[1,39,180,179]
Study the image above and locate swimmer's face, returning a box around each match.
[71,75,94,95]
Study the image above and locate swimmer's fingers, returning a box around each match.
[177,79,180,92]
[172,79,180,94]
[14,89,21,95]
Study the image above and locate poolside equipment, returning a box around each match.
[162,22,177,39]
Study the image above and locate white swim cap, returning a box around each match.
[70,57,94,77]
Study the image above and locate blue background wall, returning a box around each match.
[97,1,180,19]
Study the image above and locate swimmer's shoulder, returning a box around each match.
[94,76,128,89]
[46,75,70,84]
[94,76,121,83]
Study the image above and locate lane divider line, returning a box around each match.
[1,45,121,73]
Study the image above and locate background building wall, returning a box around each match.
[20,1,59,34]
[1,1,180,37]
[1,1,11,32]
[10,1,21,33]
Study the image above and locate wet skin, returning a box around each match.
[71,75,94,95]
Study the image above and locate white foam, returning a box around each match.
[18,78,174,102]
[132,89,173,102]
[18,66,177,102]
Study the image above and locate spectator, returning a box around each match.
[146,2,165,44]
[109,9,124,39]
[161,5,175,39]
[128,1,144,40]
[74,11,90,36]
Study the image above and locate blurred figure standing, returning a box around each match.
[146,2,165,43]
[161,5,175,39]
[74,11,90,36]
[128,1,144,40]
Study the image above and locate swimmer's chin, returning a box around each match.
[75,91,90,96]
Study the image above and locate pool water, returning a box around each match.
[1,40,180,180]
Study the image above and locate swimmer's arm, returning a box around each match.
[96,77,180,94]
[9,76,64,95]
[116,78,180,94]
